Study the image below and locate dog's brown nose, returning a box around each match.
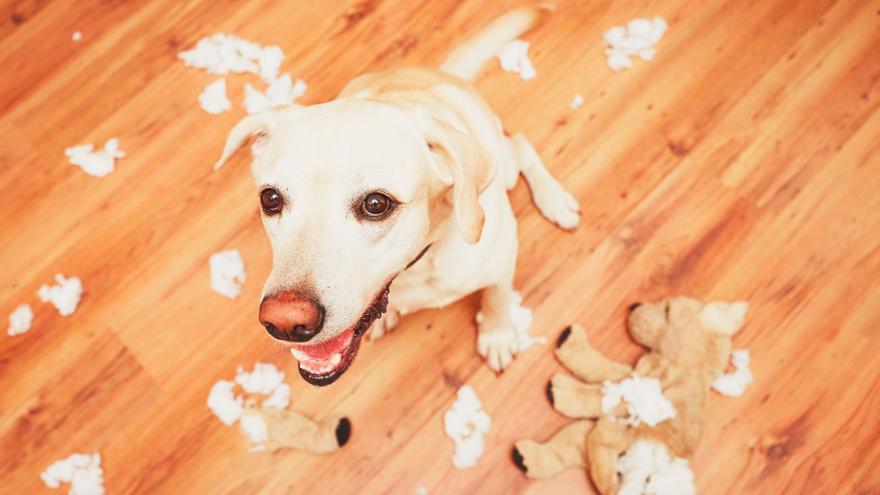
[259,291,325,343]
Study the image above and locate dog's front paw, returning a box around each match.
[534,182,581,230]
[366,308,400,341]
[477,325,520,372]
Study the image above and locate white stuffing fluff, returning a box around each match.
[7,303,33,336]
[570,93,585,110]
[208,362,291,448]
[497,39,536,80]
[38,274,83,316]
[41,452,105,495]
[444,385,492,469]
[179,34,272,77]
[416,487,429,495]
[244,74,307,115]
[713,349,753,397]
[209,249,246,299]
[603,17,668,72]
[179,33,307,114]
[239,410,269,450]
[617,440,695,495]
[475,291,546,353]
[602,375,676,427]
[207,380,244,426]
[65,139,125,177]
[72,31,82,42]
[198,78,231,114]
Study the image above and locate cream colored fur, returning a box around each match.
[215,6,579,372]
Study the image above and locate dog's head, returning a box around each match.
[216,99,494,385]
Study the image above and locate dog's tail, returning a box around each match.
[440,5,552,81]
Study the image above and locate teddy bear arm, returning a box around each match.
[555,324,633,383]
[257,407,350,454]
[513,420,593,479]
[550,373,606,418]
[587,419,636,495]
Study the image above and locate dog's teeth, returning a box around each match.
[330,353,341,366]
[290,348,309,361]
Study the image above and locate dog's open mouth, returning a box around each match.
[288,284,391,386]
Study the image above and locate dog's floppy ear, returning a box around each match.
[423,119,496,244]
[214,110,282,171]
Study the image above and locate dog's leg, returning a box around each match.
[365,307,401,341]
[555,324,633,383]
[512,419,593,479]
[508,133,580,229]
[476,281,523,372]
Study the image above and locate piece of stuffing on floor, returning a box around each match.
[38,274,83,316]
[712,349,753,397]
[444,385,492,469]
[41,452,105,495]
[209,249,246,299]
[7,303,33,336]
[570,93,585,110]
[243,74,307,114]
[603,17,668,72]
[199,78,231,114]
[65,139,125,177]
[498,39,537,80]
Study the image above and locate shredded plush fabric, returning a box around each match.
[65,139,125,177]
[497,39,537,80]
[239,410,269,449]
[207,361,291,446]
[7,303,33,336]
[179,33,306,114]
[38,274,83,316]
[243,74,307,115]
[41,452,105,495]
[617,441,695,495]
[207,380,244,426]
[602,375,676,427]
[603,17,668,72]
[209,249,246,299]
[199,78,231,114]
[713,349,753,397]
[444,385,492,469]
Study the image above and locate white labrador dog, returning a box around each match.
[216,6,580,386]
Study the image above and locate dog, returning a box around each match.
[215,6,580,386]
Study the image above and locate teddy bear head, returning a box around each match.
[627,297,748,380]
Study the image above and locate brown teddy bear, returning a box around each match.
[240,404,351,454]
[512,297,749,494]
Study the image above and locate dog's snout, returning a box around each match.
[259,291,325,342]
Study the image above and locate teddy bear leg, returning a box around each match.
[512,420,593,479]
[555,324,632,383]
[547,373,606,419]
[242,406,351,454]
[587,419,636,495]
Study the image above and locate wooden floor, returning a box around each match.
[2,0,879,493]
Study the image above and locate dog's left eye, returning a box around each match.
[359,192,396,220]
[260,188,284,215]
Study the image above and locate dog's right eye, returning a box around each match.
[260,188,284,215]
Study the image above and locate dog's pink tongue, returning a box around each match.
[289,329,353,363]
